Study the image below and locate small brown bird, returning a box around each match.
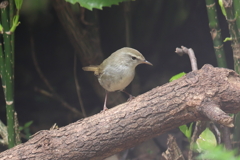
[83,47,152,111]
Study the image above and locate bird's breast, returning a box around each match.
[98,65,135,92]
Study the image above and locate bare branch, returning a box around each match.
[34,87,83,117]
[198,99,233,127]
[0,65,240,159]
[175,46,198,71]
[31,36,83,117]
[162,135,185,160]
[73,53,86,117]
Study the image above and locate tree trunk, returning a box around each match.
[0,64,240,160]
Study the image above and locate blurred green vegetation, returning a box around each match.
[0,0,233,136]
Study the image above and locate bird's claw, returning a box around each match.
[127,95,135,101]
[101,106,109,113]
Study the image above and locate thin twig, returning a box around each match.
[176,46,201,160]
[34,87,83,117]
[74,53,86,117]
[175,46,198,71]
[80,7,93,26]
[34,87,53,98]
[176,46,232,150]
[220,125,232,150]
[209,122,221,144]
[30,36,55,93]
[30,36,83,117]
[162,134,185,160]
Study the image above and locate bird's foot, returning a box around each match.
[100,106,109,113]
[127,95,135,102]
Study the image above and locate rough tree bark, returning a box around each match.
[0,64,240,160]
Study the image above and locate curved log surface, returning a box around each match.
[0,64,240,160]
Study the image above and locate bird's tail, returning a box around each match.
[82,65,100,75]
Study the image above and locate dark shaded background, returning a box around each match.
[0,0,234,151]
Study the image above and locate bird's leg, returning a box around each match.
[102,91,109,111]
[121,90,135,101]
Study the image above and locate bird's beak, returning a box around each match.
[142,60,153,66]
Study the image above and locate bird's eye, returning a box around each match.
[132,56,137,60]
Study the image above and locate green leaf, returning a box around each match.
[179,125,188,135]
[169,72,186,82]
[19,126,23,131]
[65,0,128,11]
[196,145,240,160]
[224,37,232,42]
[19,121,33,131]
[0,24,3,33]
[179,123,193,141]
[24,121,33,128]
[196,128,217,152]
[218,0,226,17]
[9,15,20,33]
[13,15,19,25]
[19,121,33,139]
[15,0,23,10]
[186,122,193,138]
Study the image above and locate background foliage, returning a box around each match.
[0,0,234,156]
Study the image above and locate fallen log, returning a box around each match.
[0,64,240,160]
